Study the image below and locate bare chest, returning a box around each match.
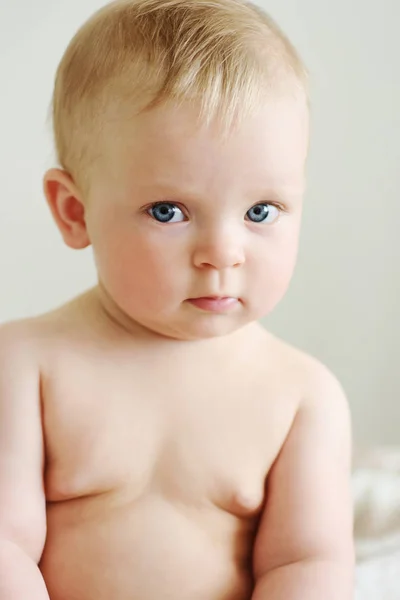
[42,356,296,515]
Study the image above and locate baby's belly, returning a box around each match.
[40,491,256,600]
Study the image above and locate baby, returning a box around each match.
[0,0,355,599]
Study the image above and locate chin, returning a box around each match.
[169,317,252,342]
[135,314,239,341]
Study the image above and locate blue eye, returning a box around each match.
[246,203,280,224]
[148,203,185,223]
[147,202,280,224]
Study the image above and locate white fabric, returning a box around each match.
[353,447,400,600]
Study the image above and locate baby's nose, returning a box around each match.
[192,232,245,270]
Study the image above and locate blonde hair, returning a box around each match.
[49,0,308,196]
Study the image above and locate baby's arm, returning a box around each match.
[251,361,355,600]
[0,325,49,600]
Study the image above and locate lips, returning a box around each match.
[187,297,239,312]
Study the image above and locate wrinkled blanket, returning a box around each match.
[353,447,400,599]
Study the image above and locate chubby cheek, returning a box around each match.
[250,237,299,316]
[93,228,186,311]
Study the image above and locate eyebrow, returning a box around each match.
[146,180,305,202]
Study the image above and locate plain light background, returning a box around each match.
[0,0,399,445]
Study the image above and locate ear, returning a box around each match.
[43,168,90,250]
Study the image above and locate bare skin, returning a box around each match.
[0,100,354,599]
[0,286,341,600]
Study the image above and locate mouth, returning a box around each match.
[187,296,239,313]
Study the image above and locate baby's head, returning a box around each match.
[44,0,309,342]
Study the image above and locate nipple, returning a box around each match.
[232,491,263,515]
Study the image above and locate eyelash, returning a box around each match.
[142,201,285,222]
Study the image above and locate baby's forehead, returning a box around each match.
[83,96,308,207]
[111,98,306,158]
[115,94,306,138]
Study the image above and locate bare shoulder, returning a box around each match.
[0,318,51,370]
[261,327,349,411]
[255,326,351,454]
[0,289,100,357]
[0,317,43,365]
[289,343,351,435]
